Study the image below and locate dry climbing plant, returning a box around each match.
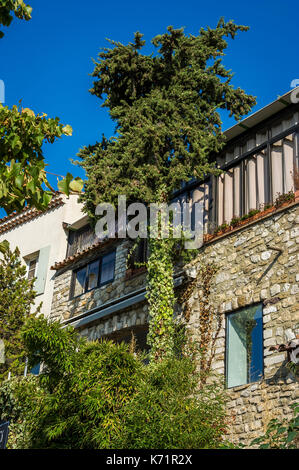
[178,261,223,383]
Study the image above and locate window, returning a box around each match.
[24,246,51,295]
[226,303,263,388]
[127,239,148,271]
[71,250,116,299]
[30,363,40,375]
[66,224,97,258]
[27,256,38,280]
[216,131,298,226]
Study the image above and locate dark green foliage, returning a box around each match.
[0,0,32,39]
[0,316,229,449]
[250,403,299,449]
[78,21,256,360]
[0,240,39,383]
[0,375,42,448]
[114,357,228,449]
[78,20,256,213]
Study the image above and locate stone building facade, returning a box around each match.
[184,200,299,445]
[49,88,299,446]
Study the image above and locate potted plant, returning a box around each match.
[259,202,275,217]
[247,208,260,221]
[274,191,295,209]
[230,216,241,228]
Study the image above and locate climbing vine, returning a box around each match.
[146,236,175,361]
[178,261,222,383]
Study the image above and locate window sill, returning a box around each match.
[226,378,263,392]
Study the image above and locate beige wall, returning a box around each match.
[0,194,84,317]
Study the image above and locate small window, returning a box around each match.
[226,303,263,388]
[73,265,88,297]
[30,363,40,375]
[25,253,39,280]
[71,250,116,299]
[66,225,97,258]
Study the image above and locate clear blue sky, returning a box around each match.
[1,0,298,190]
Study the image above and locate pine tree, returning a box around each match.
[78,20,256,360]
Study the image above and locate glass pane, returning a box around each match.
[271,140,283,199]
[28,258,37,280]
[100,251,116,284]
[226,304,263,388]
[73,266,87,297]
[87,260,100,290]
[30,363,40,375]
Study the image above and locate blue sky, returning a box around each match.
[1,0,298,189]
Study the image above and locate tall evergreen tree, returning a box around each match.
[78,20,256,360]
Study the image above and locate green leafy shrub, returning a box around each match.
[247,208,260,218]
[0,316,230,449]
[0,240,40,383]
[230,216,241,227]
[250,403,299,449]
[274,191,295,209]
[113,357,228,449]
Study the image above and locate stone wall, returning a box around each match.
[185,201,299,446]
[50,202,299,446]
[50,239,149,340]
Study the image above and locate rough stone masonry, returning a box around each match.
[184,201,299,445]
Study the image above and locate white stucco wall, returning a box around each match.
[0,194,84,317]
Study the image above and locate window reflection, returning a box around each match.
[226,304,263,388]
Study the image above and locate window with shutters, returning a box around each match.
[24,246,50,296]
[70,250,116,299]
[25,252,39,280]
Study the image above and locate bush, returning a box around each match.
[0,240,39,383]
[0,316,229,449]
[113,357,227,449]
[250,403,299,449]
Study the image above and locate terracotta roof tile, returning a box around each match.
[0,193,64,235]
[50,237,114,271]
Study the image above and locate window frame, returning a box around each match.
[70,250,116,299]
[171,104,299,233]
[25,252,39,281]
[225,302,264,389]
[66,224,97,258]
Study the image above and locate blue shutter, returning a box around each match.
[34,245,51,295]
